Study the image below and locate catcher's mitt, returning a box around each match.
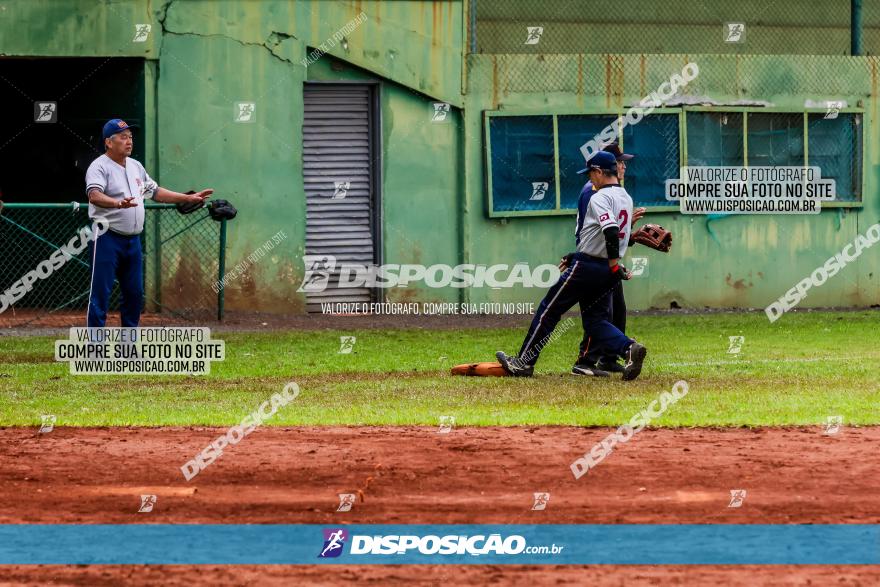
[630,223,672,252]
[175,190,204,215]
[208,199,237,221]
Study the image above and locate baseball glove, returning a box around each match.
[630,223,672,252]
[175,190,204,215]
[208,199,237,221]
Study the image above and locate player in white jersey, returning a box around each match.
[496,151,648,380]
[572,143,644,375]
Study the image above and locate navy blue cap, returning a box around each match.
[603,142,634,161]
[102,119,138,140]
[576,150,618,175]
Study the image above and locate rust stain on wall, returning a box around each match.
[492,55,499,108]
[872,58,877,133]
[605,55,611,108]
[735,54,742,97]
[577,54,583,97]
[640,54,646,97]
[432,1,440,47]
[725,273,754,290]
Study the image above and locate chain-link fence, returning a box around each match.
[472,0,880,56]
[0,202,227,328]
[468,0,880,93]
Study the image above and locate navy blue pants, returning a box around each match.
[87,230,143,327]
[579,281,626,365]
[517,253,632,368]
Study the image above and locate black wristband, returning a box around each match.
[603,225,620,259]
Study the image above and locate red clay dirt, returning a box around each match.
[1,426,878,585]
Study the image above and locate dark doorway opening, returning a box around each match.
[0,57,146,204]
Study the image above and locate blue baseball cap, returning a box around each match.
[102,119,138,140]
[576,150,618,175]
[603,142,634,161]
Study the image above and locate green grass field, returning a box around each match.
[1,311,878,427]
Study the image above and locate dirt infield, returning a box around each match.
[3,564,879,586]
[1,425,878,585]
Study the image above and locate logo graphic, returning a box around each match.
[824,101,843,120]
[529,182,549,201]
[295,257,559,293]
[179,382,298,481]
[319,528,348,558]
[34,102,57,123]
[438,415,455,434]
[728,489,747,508]
[727,335,745,354]
[532,492,550,511]
[338,336,356,354]
[297,255,336,293]
[571,381,690,480]
[39,414,56,434]
[598,212,610,222]
[332,181,350,199]
[337,493,356,512]
[724,22,745,43]
[431,102,451,122]
[824,415,843,435]
[524,26,544,45]
[235,102,256,123]
[136,177,153,198]
[138,494,157,513]
[133,24,152,42]
[630,257,649,277]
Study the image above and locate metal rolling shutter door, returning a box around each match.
[302,84,375,312]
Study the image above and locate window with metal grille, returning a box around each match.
[685,110,863,202]
[485,108,863,216]
[486,115,556,213]
[485,111,682,216]
[621,114,681,206]
[806,113,862,201]
[557,114,617,210]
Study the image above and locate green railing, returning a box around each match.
[0,201,227,326]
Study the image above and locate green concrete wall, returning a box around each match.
[306,56,463,305]
[156,0,463,311]
[4,0,879,312]
[463,53,880,309]
[2,0,463,312]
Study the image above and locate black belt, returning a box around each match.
[108,229,140,238]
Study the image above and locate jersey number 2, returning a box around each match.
[617,210,629,239]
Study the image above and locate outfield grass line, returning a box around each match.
[2,311,879,426]
[664,355,870,368]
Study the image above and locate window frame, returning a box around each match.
[483,106,865,217]
[683,106,865,208]
[484,108,684,217]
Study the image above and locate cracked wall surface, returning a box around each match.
[2,0,464,313]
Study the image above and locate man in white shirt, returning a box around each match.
[85,118,213,327]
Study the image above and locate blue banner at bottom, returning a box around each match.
[0,525,877,565]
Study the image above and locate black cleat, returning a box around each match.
[622,342,647,381]
[572,363,611,377]
[596,358,625,373]
[496,351,534,377]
